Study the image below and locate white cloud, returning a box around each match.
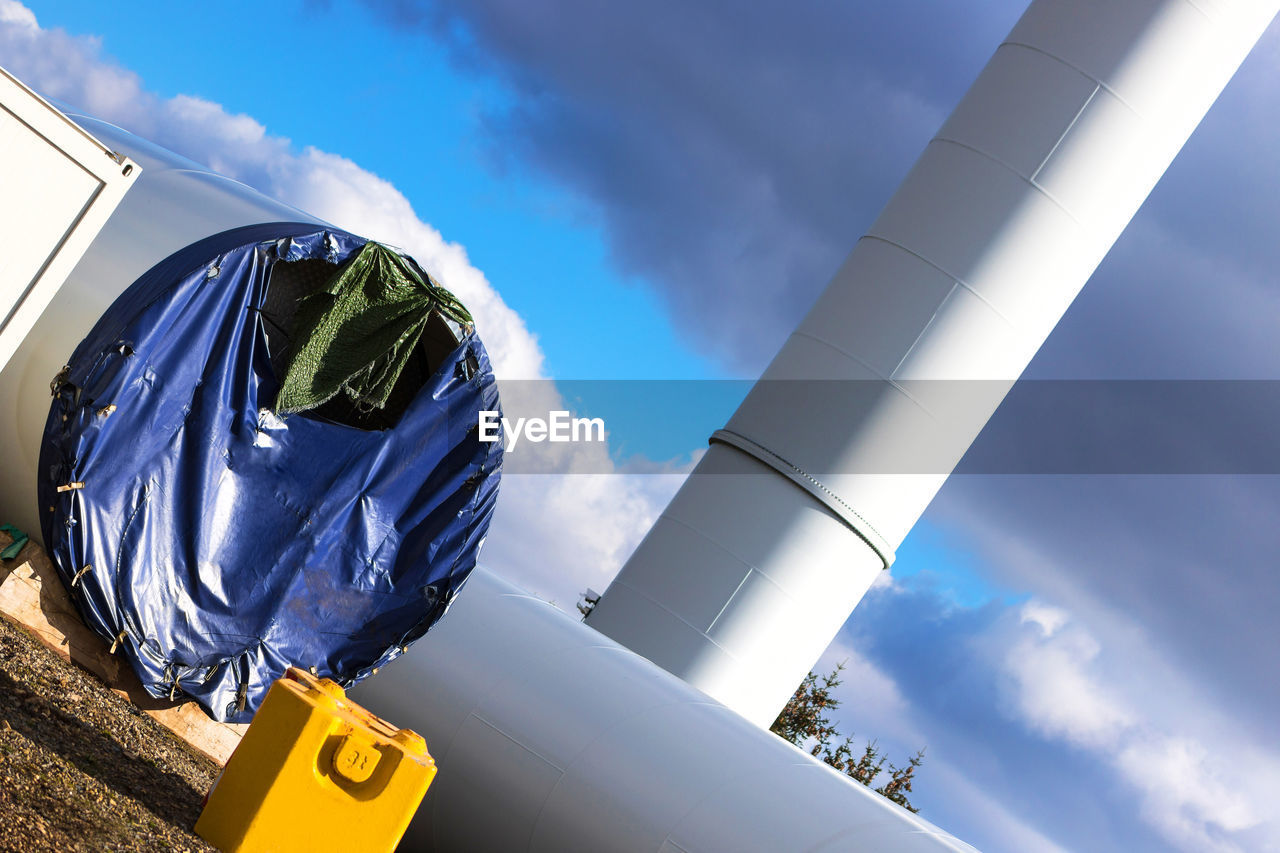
[911,483,1280,851]
[485,472,685,605]
[1019,601,1068,638]
[376,0,1026,371]
[268,145,548,381]
[0,0,35,29]
[998,603,1270,852]
[0,2,672,606]
[1116,736,1258,853]
[1004,602,1134,749]
[2,5,539,382]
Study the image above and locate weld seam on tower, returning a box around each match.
[928,137,1084,226]
[857,235,1016,327]
[610,572,741,651]
[788,330,935,416]
[1178,0,1217,23]
[998,41,1138,114]
[1028,85,1099,182]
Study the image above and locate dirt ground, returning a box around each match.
[0,613,219,852]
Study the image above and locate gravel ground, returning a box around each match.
[0,613,219,852]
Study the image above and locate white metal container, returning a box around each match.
[0,109,321,540]
[0,67,140,371]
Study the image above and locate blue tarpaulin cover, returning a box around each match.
[39,223,502,722]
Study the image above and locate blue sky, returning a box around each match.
[6,2,1280,850]
[25,0,722,381]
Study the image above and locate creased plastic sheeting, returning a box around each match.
[38,223,502,722]
[275,241,473,416]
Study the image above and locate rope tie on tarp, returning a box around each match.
[70,564,92,587]
[49,365,71,397]
[109,630,126,654]
[231,655,250,716]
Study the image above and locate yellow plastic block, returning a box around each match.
[195,667,436,853]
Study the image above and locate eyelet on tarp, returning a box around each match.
[49,364,71,397]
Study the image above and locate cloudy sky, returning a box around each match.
[4,1,1280,850]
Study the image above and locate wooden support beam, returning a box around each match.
[0,532,245,765]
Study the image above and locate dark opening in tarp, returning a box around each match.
[39,224,502,722]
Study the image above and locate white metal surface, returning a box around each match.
[0,105,973,851]
[351,568,977,853]
[0,67,140,372]
[2,2,1276,844]
[0,98,971,852]
[0,111,321,540]
[586,0,1280,728]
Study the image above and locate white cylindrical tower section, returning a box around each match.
[587,0,1280,726]
[352,568,975,853]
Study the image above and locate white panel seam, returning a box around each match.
[998,41,1142,116]
[609,567,740,654]
[704,571,753,635]
[889,283,956,380]
[928,137,1084,227]
[658,746,746,853]
[706,566,797,636]
[530,697,708,850]
[788,325,915,394]
[858,234,1017,327]
[1178,0,1216,23]
[1029,84,1099,182]
[656,510,757,590]
[464,713,566,852]
[789,330,936,416]
[467,711,567,772]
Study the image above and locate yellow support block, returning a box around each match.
[195,667,436,853]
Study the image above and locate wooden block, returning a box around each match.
[0,533,246,765]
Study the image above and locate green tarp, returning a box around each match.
[275,242,473,415]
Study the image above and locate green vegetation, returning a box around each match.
[771,664,925,813]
